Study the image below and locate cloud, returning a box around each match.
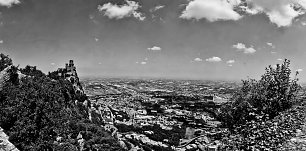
[297,69,303,72]
[277,58,283,61]
[94,38,99,42]
[0,40,3,44]
[233,43,257,54]
[180,0,242,22]
[0,0,20,7]
[226,60,235,64]
[179,0,306,27]
[246,0,306,27]
[267,42,275,48]
[140,61,147,65]
[51,63,55,66]
[144,57,148,61]
[302,21,306,26]
[150,5,165,12]
[271,51,277,54]
[148,46,161,51]
[98,0,145,21]
[206,56,222,62]
[194,58,203,62]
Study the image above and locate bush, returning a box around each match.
[219,59,300,128]
[0,53,13,71]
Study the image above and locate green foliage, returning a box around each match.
[219,59,300,128]
[0,53,13,71]
[20,65,45,77]
[0,56,122,150]
[48,70,60,80]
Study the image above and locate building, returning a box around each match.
[57,60,77,78]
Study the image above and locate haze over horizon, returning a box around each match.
[1,0,306,82]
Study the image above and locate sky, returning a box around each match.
[0,0,306,81]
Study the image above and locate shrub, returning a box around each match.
[219,59,300,128]
[0,53,13,71]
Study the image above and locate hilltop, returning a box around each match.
[1,53,306,151]
[0,53,122,151]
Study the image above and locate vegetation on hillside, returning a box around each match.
[1,52,305,151]
[0,53,122,151]
[218,59,303,150]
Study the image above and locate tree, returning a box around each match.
[219,59,300,128]
[20,65,45,77]
[0,53,12,72]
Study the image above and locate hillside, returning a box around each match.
[0,53,123,151]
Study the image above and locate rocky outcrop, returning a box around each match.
[0,65,12,91]
[0,127,19,151]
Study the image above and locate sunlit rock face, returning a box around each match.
[0,127,19,151]
[0,66,11,90]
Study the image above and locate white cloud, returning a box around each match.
[0,40,3,44]
[271,51,277,54]
[226,60,235,64]
[98,0,145,21]
[140,61,147,65]
[233,43,257,54]
[233,43,246,49]
[94,38,99,42]
[148,46,161,51]
[244,47,257,54]
[247,0,306,27]
[206,56,222,62]
[135,61,139,64]
[180,0,242,22]
[179,0,306,27]
[267,42,276,48]
[144,57,148,61]
[194,58,203,62]
[51,63,55,66]
[297,69,303,72]
[277,58,283,61]
[228,64,233,67]
[150,5,165,12]
[0,0,20,7]
[302,21,306,26]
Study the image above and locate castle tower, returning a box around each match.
[69,60,74,67]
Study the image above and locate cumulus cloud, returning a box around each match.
[246,0,306,27]
[277,58,283,61]
[206,56,222,62]
[148,46,161,51]
[0,40,3,44]
[297,69,303,72]
[233,43,257,54]
[150,5,165,12]
[180,0,242,22]
[194,58,203,62]
[140,61,147,65]
[226,60,235,64]
[0,0,20,7]
[302,21,306,26]
[98,0,145,21]
[267,42,276,48]
[179,0,306,27]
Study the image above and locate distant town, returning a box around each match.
[81,75,241,150]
